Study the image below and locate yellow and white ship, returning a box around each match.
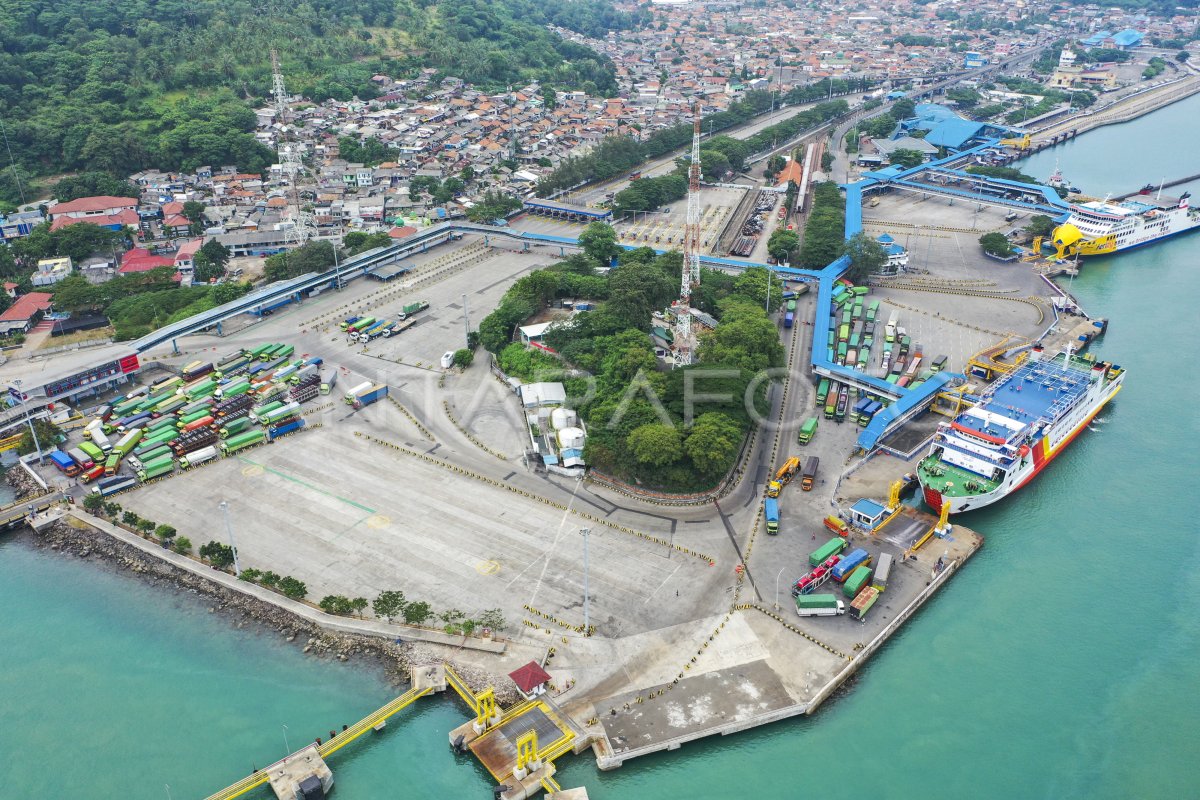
[1050,191,1199,258]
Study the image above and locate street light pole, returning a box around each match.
[462,293,470,349]
[283,723,291,756]
[580,528,590,635]
[219,500,241,576]
[13,379,43,464]
[775,565,787,611]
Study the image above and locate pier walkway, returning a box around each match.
[203,685,433,800]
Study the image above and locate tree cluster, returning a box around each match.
[480,226,780,491]
[236,567,308,600]
[537,92,852,196]
[0,0,637,207]
[797,182,847,268]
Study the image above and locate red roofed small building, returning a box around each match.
[161,201,185,216]
[119,247,175,274]
[162,214,192,236]
[507,661,551,700]
[388,225,418,239]
[0,291,53,335]
[776,159,804,186]
[174,239,204,274]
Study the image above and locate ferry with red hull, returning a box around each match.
[917,346,1124,514]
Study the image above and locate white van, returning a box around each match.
[440,351,456,369]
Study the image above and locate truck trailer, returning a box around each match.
[179,445,219,468]
[221,429,267,455]
[764,497,780,535]
[349,384,388,409]
[397,301,429,320]
[800,456,819,491]
[795,594,846,617]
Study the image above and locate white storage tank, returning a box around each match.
[557,426,585,450]
[550,408,578,430]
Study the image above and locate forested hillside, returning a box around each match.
[0,0,642,207]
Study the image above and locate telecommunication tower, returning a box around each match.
[671,104,703,367]
[271,50,313,246]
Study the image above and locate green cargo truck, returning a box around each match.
[219,417,253,438]
[220,429,267,455]
[843,565,874,598]
[798,417,818,445]
[795,593,845,617]
[137,456,175,482]
[809,537,848,567]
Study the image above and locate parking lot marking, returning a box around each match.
[476,560,501,575]
[236,456,376,513]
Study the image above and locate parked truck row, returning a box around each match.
[341,301,429,344]
[64,344,328,495]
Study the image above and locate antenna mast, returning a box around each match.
[672,104,703,367]
[272,49,312,247]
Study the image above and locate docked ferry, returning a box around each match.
[1050,191,1199,258]
[917,347,1124,514]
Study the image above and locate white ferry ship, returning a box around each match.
[1050,190,1199,258]
[917,346,1124,514]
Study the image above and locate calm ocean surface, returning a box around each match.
[2,95,1199,798]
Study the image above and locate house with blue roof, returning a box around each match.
[876,233,908,273]
[1081,29,1143,50]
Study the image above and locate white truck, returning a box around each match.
[795,594,846,617]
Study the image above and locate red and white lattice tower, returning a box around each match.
[672,104,703,367]
[272,49,313,247]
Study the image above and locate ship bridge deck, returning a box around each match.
[979,358,1092,428]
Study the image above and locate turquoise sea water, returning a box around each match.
[3,97,1200,798]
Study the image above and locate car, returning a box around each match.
[440,351,455,369]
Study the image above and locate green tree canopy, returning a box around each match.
[684,412,743,478]
[979,232,1014,256]
[888,148,926,169]
[577,221,621,266]
[51,173,139,202]
[843,231,888,282]
[626,422,683,466]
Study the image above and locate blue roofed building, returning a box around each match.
[848,498,889,530]
[924,118,987,151]
[1081,29,1143,49]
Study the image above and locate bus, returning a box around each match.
[866,300,880,322]
[798,417,819,445]
[816,378,831,407]
[931,354,948,372]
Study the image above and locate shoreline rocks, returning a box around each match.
[23,519,519,703]
[4,463,42,501]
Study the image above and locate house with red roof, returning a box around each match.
[49,196,139,232]
[118,247,175,275]
[174,239,204,275]
[0,291,53,335]
[507,661,551,700]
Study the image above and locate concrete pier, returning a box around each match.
[266,745,333,800]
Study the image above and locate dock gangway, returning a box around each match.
[202,685,432,800]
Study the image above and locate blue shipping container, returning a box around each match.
[831,548,870,581]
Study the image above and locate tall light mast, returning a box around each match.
[672,104,702,367]
[272,49,313,247]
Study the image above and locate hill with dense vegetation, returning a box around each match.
[0,0,643,207]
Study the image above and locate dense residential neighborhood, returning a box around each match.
[0,0,1196,344]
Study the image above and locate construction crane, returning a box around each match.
[671,104,703,367]
[271,49,314,247]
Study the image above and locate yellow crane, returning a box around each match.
[766,456,801,497]
[1000,133,1031,150]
